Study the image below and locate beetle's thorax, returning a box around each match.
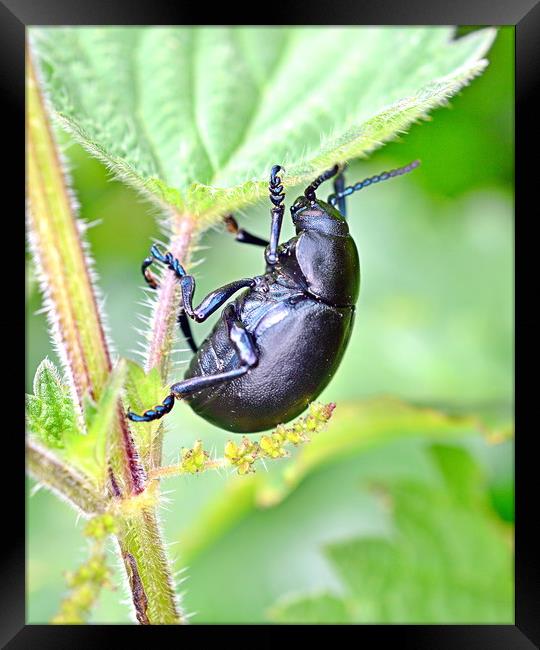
[270,198,360,307]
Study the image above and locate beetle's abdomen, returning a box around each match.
[183,297,355,432]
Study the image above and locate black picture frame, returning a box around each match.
[7,0,533,645]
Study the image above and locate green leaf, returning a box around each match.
[270,445,512,624]
[429,442,485,507]
[266,398,484,507]
[63,360,128,486]
[177,398,483,564]
[30,27,495,224]
[26,359,79,448]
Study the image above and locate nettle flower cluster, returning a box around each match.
[151,402,336,479]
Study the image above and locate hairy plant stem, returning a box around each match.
[27,44,183,624]
[144,220,195,379]
[144,216,195,469]
[116,509,180,624]
[26,439,106,515]
[149,458,227,480]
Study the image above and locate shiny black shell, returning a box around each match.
[184,199,360,432]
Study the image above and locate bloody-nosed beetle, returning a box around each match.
[128,160,420,432]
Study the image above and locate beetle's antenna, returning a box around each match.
[304,164,340,202]
[328,159,420,206]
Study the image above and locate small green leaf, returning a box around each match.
[63,360,128,486]
[26,359,79,448]
[82,393,99,430]
[25,394,42,428]
[30,27,496,224]
[271,445,512,624]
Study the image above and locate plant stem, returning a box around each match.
[27,43,183,624]
[149,458,227,480]
[26,48,111,405]
[116,509,181,624]
[144,216,195,469]
[27,45,141,492]
[145,219,195,379]
[26,439,106,515]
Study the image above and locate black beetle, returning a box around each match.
[128,160,420,432]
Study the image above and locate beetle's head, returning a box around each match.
[289,163,350,236]
[290,195,350,237]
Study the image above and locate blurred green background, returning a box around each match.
[26,27,514,623]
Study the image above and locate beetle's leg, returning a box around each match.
[127,366,247,423]
[178,312,198,354]
[141,252,198,353]
[127,306,258,423]
[265,165,286,266]
[141,255,159,289]
[221,303,259,368]
[224,215,269,248]
[148,244,255,323]
[172,305,258,397]
[332,172,347,219]
[127,393,175,423]
[181,276,256,323]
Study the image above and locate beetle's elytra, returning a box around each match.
[128,160,420,432]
